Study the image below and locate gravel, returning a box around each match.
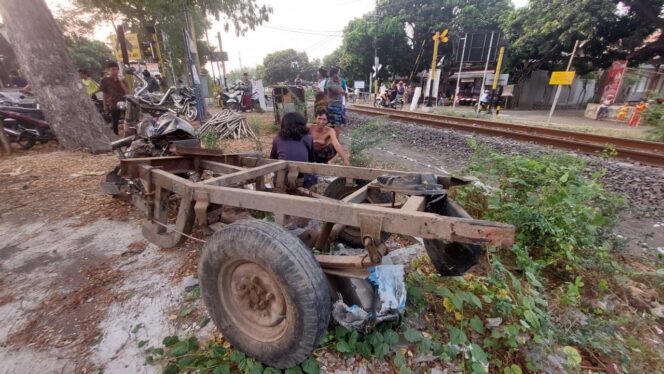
[347,113,664,218]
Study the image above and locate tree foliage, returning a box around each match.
[67,37,115,76]
[74,0,271,78]
[323,0,512,85]
[261,49,315,85]
[501,0,661,82]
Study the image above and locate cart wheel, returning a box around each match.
[323,178,391,247]
[199,219,331,369]
[423,239,482,276]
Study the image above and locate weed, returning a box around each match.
[200,132,219,149]
[144,335,320,374]
[349,118,385,167]
[642,103,664,141]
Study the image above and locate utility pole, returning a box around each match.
[204,28,217,84]
[477,31,494,113]
[547,39,580,124]
[452,33,467,111]
[217,32,228,88]
[183,0,202,73]
[116,24,129,66]
[183,0,205,122]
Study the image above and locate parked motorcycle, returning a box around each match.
[0,107,55,150]
[130,69,198,121]
[218,81,261,112]
[374,91,404,110]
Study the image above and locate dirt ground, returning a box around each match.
[0,144,211,373]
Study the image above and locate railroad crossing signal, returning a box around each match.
[427,29,449,106]
[436,29,449,44]
[372,62,382,78]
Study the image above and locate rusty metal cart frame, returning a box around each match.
[118,154,515,368]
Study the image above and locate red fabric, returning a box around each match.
[242,94,252,108]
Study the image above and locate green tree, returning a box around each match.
[74,0,271,77]
[615,0,664,61]
[262,49,314,85]
[378,0,512,74]
[66,37,115,76]
[324,0,512,85]
[501,0,660,82]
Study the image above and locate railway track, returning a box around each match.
[347,106,664,168]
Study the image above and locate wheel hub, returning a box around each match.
[220,261,288,341]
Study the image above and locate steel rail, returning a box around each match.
[348,106,664,167]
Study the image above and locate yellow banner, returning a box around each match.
[549,71,576,85]
[110,33,142,61]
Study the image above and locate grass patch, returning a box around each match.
[349,118,385,167]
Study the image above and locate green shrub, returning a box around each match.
[643,103,664,141]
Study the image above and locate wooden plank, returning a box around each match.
[316,255,376,268]
[198,185,515,248]
[342,184,369,203]
[200,159,246,174]
[121,156,194,179]
[203,161,288,186]
[287,161,435,181]
[401,196,426,211]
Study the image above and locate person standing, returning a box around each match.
[628,101,647,128]
[316,67,328,93]
[78,69,99,97]
[325,67,345,127]
[294,74,302,86]
[98,62,128,135]
[241,72,253,111]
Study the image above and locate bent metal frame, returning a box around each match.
[119,153,515,277]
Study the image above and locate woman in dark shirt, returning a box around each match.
[270,112,316,187]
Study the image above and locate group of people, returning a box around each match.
[270,66,352,188]
[596,95,649,128]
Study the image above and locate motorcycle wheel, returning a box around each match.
[395,100,404,110]
[17,134,37,150]
[184,104,198,122]
[227,102,240,112]
[373,98,381,107]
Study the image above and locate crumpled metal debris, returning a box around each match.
[332,264,406,332]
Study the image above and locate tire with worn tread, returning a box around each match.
[323,178,391,247]
[199,219,330,368]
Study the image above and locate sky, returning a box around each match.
[46,0,529,72]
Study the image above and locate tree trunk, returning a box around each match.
[0,0,112,153]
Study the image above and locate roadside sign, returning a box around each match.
[111,33,142,61]
[354,81,365,89]
[486,73,509,86]
[549,71,576,85]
